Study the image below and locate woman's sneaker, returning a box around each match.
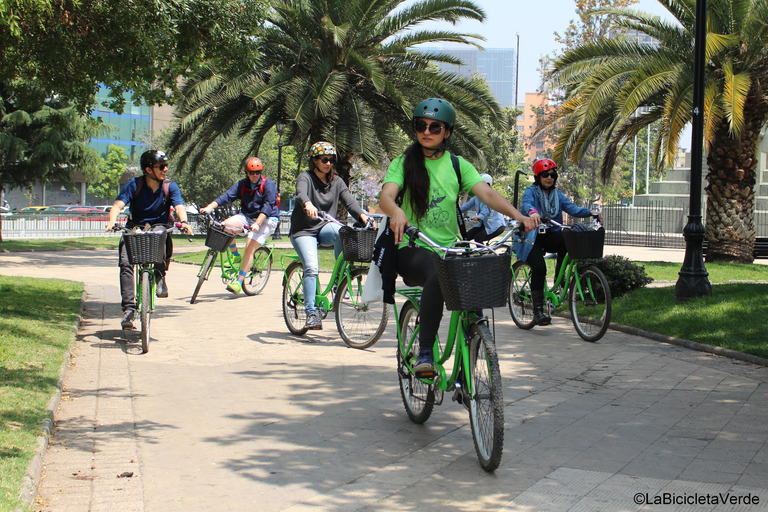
[414,349,434,373]
[305,312,322,330]
[227,280,242,295]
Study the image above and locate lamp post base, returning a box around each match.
[675,215,712,301]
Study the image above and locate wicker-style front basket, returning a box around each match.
[205,223,235,252]
[432,248,511,311]
[339,226,377,262]
[124,232,167,265]
[563,228,605,259]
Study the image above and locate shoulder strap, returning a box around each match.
[133,177,144,199]
[451,154,468,240]
[134,178,170,200]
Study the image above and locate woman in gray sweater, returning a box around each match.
[290,141,370,330]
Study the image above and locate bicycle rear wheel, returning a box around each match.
[334,268,389,349]
[282,261,308,335]
[509,260,535,329]
[568,264,611,342]
[191,251,216,304]
[397,301,434,424]
[140,270,152,354]
[242,246,273,296]
[467,322,504,472]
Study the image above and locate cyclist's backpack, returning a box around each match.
[133,177,173,219]
[239,176,265,198]
[396,153,468,240]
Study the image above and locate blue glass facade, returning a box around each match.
[423,48,517,107]
[89,87,151,160]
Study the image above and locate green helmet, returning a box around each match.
[412,98,455,128]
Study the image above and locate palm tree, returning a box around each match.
[541,0,768,263]
[167,0,504,183]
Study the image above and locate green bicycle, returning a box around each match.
[281,212,388,349]
[115,222,182,353]
[191,215,275,304]
[508,219,611,342]
[395,222,521,472]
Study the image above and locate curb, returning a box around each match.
[609,321,768,367]
[14,287,87,512]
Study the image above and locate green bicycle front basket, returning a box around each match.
[124,231,167,265]
[339,226,377,262]
[432,247,511,311]
[205,223,235,253]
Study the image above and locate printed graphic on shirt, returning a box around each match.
[424,189,451,228]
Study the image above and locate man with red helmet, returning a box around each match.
[514,158,601,326]
[200,156,279,295]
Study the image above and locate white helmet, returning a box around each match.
[480,173,493,186]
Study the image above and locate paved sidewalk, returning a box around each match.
[1,248,767,512]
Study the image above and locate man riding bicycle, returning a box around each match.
[199,157,279,295]
[105,150,192,329]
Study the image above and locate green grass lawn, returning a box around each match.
[0,276,83,512]
[172,246,340,271]
[0,234,202,252]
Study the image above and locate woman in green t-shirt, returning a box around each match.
[379,98,538,373]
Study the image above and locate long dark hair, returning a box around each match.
[400,142,430,220]
[309,157,337,183]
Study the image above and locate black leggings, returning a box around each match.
[396,245,443,352]
[466,224,505,244]
[527,230,567,292]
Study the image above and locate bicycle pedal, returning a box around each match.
[414,370,436,379]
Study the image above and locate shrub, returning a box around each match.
[583,254,653,299]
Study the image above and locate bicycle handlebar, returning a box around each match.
[111,222,184,234]
[202,213,251,236]
[317,211,377,231]
[404,219,522,256]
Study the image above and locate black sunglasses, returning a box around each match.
[314,156,336,164]
[154,163,169,170]
[414,121,445,135]
[246,170,262,176]
[539,170,557,179]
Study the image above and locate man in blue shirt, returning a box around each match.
[199,157,279,295]
[106,150,192,329]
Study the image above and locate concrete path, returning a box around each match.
[1,247,767,512]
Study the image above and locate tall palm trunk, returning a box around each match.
[705,97,768,263]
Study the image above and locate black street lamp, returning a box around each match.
[274,119,288,240]
[675,0,712,300]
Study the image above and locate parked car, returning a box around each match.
[44,205,103,213]
[19,206,48,213]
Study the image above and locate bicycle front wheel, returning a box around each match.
[467,322,504,472]
[397,301,434,424]
[191,251,216,304]
[140,270,152,353]
[282,261,308,336]
[334,268,389,349]
[509,260,535,329]
[242,246,273,296]
[568,264,611,342]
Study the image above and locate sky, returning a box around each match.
[423,0,674,100]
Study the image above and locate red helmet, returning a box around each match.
[246,157,263,171]
[532,158,557,176]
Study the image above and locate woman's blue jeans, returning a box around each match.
[290,223,342,313]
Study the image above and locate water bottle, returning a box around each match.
[590,204,602,229]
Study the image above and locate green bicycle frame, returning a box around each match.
[199,243,275,282]
[280,251,357,312]
[393,289,479,397]
[523,252,597,308]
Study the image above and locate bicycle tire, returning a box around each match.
[242,246,273,296]
[334,268,389,349]
[467,322,504,472]
[509,260,535,329]
[568,264,611,342]
[282,261,309,336]
[191,251,216,304]
[397,301,434,424]
[140,270,151,354]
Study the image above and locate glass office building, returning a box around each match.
[422,48,517,107]
[89,86,151,160]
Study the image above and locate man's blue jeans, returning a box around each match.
[290,223,342,313]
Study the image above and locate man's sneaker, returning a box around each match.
[156,277,168,298]
[413,349,434,373]
[305,312,322,330]
[121,310,135,330]
[227,280,242,295]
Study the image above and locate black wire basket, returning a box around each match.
[432,247,511,311]
[205,223,235,253]
[563,228,605,259]
[124,232,167,265]
[339,226,377,262]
